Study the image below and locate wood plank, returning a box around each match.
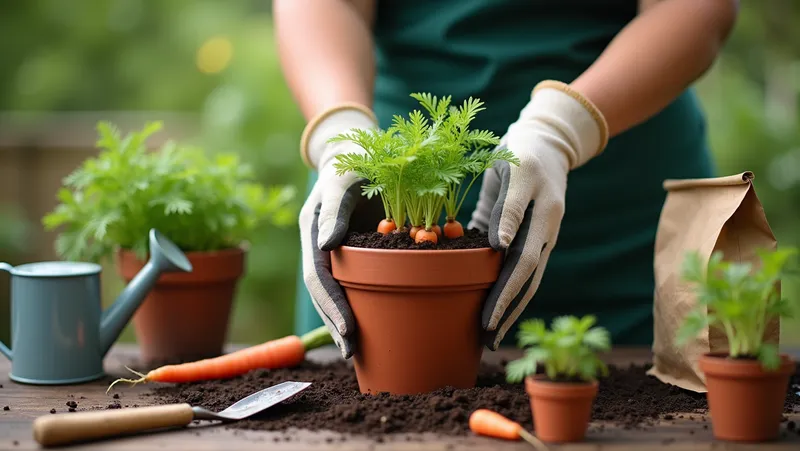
[1,345,798,450]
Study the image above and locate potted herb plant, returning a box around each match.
[675,247,798,442]
[43,121,295,364]
[505,315,611,443]
[329,93,519,395]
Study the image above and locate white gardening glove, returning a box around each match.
[468,80,610,350]
[298,103,379,359]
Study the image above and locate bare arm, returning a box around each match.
[571,0,739,137]
[273,0,376,120]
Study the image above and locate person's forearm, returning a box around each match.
[570,0,739,137]
[273,0,376,120]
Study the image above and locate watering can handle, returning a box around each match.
[0,263,11,360]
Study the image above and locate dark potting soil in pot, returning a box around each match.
[341,228,489,250]
[150,360,800,438]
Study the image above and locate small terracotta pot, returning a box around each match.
[330,246,502,395]
[699,353,795,442]
[116,246,246,364]
[525,376,598,443]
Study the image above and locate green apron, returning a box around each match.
[294,0,716,346]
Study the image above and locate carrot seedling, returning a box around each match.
[506,315,611,383]
[675,247,799,369]
[330,92,519,238]
[106,326,333,392]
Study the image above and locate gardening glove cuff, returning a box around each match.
[300,103,378,170]
[299,103,379,359]
[468,80,608,350]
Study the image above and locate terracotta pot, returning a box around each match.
[699,353,795,442]
[525,376,598,443]
[116,246,246,364]
[330,246,502,395]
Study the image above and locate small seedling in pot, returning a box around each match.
[506,315,611,384]
[331,93,518,243]
[675,247,798,442]
[505,315,611,443]
[676,247,799,369]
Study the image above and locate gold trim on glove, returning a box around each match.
[532,80,610,156]
[299,102,378,170]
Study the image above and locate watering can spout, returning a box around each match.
[99,229,192,356]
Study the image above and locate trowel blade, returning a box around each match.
[218,381,312,420]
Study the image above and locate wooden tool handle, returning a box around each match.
[32,403,194,447]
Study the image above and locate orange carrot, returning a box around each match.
[409,225,423,239]
[443,219,464,239]
[469,409,547,450]
[106,326,333,392]
[431,224,442,239]
[415,229,438,244]
[377,219,397,235]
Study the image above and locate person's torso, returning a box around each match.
[369,0,716,345]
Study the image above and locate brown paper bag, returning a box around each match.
[647,171,779,393]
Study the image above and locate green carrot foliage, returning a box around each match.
[506,315,611,383]
[675,247,799,370]
[331,93,519,232]
[42,121,297,263]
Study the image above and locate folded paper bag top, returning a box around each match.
[647,171,779,393]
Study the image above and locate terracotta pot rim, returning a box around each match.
[525,374,599,387]
[336,245,497,256]
[525,375,599,399]
[117,244,249,259]
[699,353,795,377]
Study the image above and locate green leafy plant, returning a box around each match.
[43,121,297,263]
[675,247,799,370]
[506,315,611,383]
[330,93,519,243]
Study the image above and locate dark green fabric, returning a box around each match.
[294,0,716,346]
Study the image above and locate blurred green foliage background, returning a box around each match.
[0,0,798,346]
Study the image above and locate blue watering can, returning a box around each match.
[0,229,192,385]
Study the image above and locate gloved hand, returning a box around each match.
[468,80,610,350]
[298,103,380,359]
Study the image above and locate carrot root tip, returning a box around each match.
[106,366,148,394]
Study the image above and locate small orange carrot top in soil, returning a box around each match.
[106,326,333,392]
[409,225,423,239]
[377,219,397,235]
[415,229,438,244]
[443,219,464,239]
[469,409,547,450]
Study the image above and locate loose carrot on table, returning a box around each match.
[106,326,333,392]
[469,409,548,451]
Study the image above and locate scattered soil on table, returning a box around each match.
[2,406,8,411]
[151,360,800,438]
[341,228,489,250]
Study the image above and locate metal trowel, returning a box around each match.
[32,381,312,447]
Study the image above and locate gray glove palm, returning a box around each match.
[468,81,609,350]
[298,104,380,359]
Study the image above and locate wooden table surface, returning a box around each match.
[1,345,799,451]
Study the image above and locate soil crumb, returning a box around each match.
[152,361,800,438]
[341,228,489,250]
